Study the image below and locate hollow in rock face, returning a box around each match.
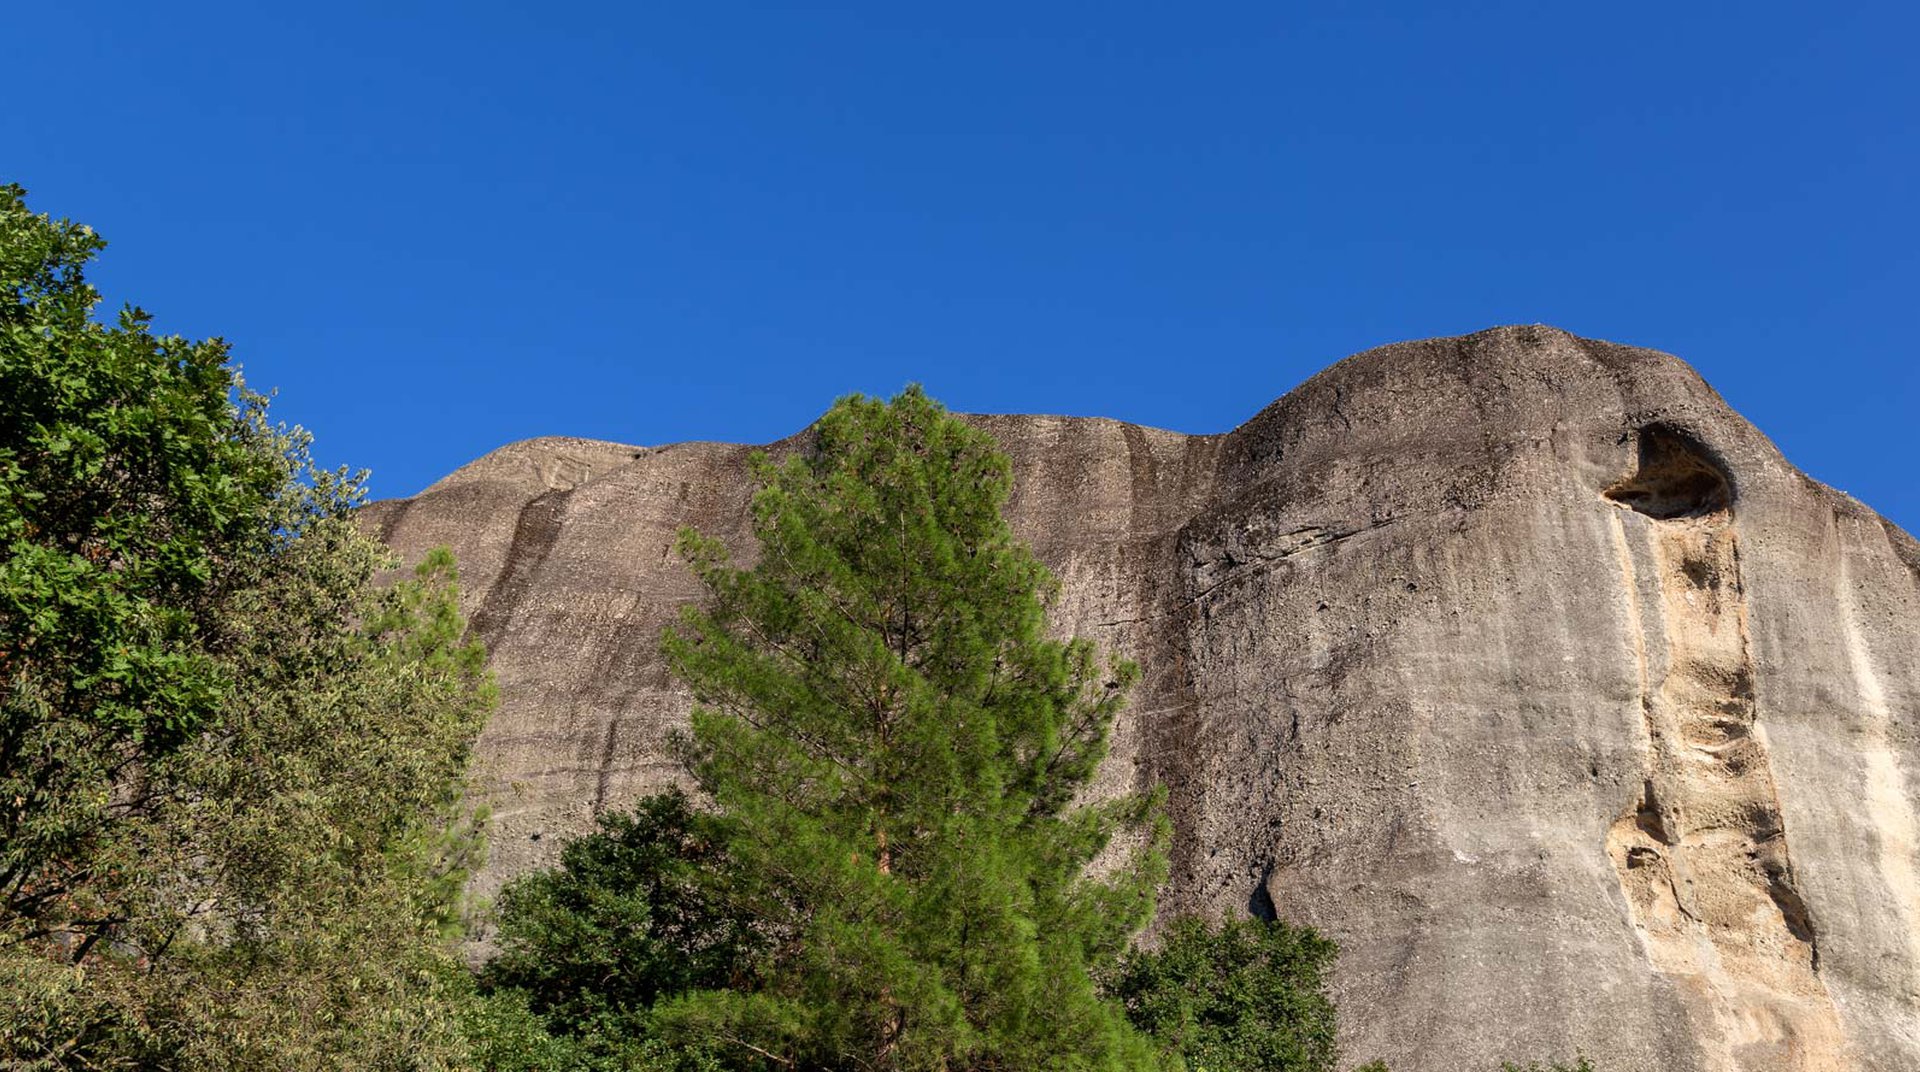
[1604,427,1733,519]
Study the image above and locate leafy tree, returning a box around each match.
[1106,916,1341,1072]
[0,185,495,1069]
[654,386,1169,1070]
[480,788,768,1065]
[88,546,494,1069]
[0,182,294,932]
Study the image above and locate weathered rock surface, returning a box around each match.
[364,326,1920,1071]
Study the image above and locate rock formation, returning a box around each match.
[363,326,1920,1071]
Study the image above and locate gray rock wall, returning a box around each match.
[365,326,1920,1071]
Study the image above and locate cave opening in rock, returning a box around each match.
[1604,426,1733,519]
[1248,872,1278,921]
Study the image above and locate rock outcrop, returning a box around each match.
[364,326,1920,1071]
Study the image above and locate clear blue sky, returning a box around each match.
[11,3,1917,532]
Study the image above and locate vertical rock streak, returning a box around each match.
[1835,527,1920,1001]
[1604,429,1849,1071]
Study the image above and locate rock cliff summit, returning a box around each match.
[365,326,1920,1071]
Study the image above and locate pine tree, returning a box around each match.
[658,386,1169,1071]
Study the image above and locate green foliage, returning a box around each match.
[482,789,769,1059]
[0,186,495,1069]
[650,385,1170,1070]
[1,182,307,929]
[1107,916,1341,1072]
[460,986,730,1072]
[1,503,495,1070]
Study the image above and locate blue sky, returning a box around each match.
[11,3,1917,532]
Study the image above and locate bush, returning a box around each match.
[479,789,766,1061]
[1107,915,1342,1072]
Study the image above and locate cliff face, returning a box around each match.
[364,326,1920,1071]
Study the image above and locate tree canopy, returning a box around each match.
[0,184,495,1070]
[481,788,770,1051]
[1107,916,1340,1072]
[2,182,295,925]
[654,386,1168,1069]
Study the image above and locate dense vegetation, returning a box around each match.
[0,184,494,1068]
[1107,917,1339,1072]
[0,185,1602,1071]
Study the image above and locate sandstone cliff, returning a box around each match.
[364,326,1920,1071]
